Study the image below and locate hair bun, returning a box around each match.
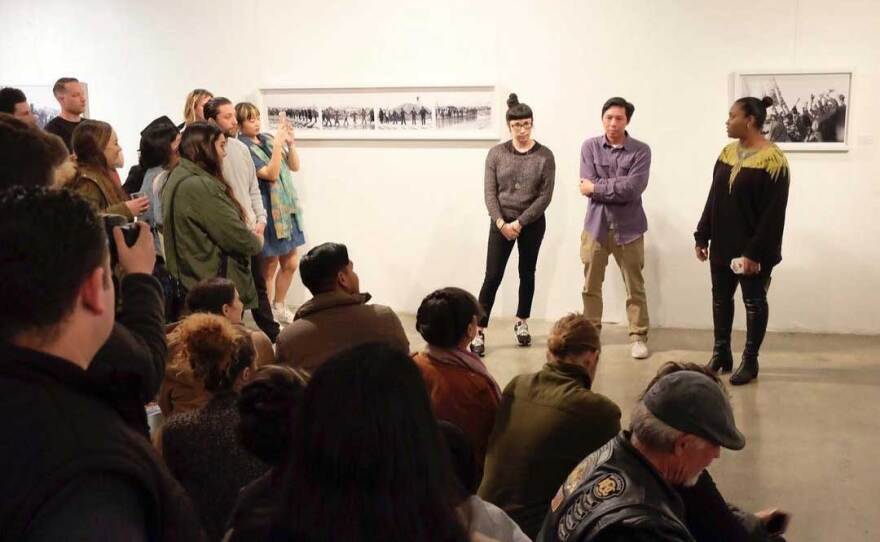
[547,334,565,354]
[507,93,520,108]
[761,96,774,108]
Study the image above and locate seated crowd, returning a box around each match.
[0,83,791,542]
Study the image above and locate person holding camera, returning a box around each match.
[0,187,204,541]
[695,97,790,386]
[1,114,170,438]
[162,122,264,315]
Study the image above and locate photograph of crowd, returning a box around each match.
[435,104,492,130]
[377,101,433,129]
[739,72,851,149]
[320,107,375,130]
[260,86,497,140]
[267,106,320,130]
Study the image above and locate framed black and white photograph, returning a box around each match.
[732,71,852,152]
[259,86,497,140]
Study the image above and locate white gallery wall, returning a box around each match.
[2,0,878,334]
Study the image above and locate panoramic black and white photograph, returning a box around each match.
[737,72,851,151]
[260,86,496,140]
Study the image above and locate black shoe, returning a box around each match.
[707,350,734,374]
[470,330,486,357]
[514,321,531,347]
[730,357,759,385]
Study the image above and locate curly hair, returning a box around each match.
[176,313,255,392]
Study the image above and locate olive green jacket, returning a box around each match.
[478,361,622,539]
[161,159,262,308]
[69,165,133,219]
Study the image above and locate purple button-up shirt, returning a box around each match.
[580,133,651,245]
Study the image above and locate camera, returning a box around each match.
[101,213,140,266]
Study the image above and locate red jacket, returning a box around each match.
[412,351,500,468]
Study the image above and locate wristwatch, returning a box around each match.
[496,218,505,230]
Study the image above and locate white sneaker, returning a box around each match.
[272,302,295,324]
[631,340,650,359]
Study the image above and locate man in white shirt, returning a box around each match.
[205,97,280,342]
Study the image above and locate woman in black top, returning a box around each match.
[694,96,790,385]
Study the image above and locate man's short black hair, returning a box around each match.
[0,114,69,190]
[299,243,350,295]
[0,87,27,114]
[186,277,237,315]
[0,187,107,341]
[203,97,233,122]
[52,77,79,97]
[602,97,635,121]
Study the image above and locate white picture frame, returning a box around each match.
[258,85,498,141]
[731,71,852,152]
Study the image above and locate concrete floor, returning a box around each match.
[397,315,880,542]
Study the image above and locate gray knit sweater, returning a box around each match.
[484,140,555,226]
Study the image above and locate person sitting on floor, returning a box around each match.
[158,278,275,417]
[440,421,531,542]
[413,287,501,470]
[158,314,265,541]
[538,363,790,542]
[224,365,308,542]
[479,314,620,539]
[275,242,409,374]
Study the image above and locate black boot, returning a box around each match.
[707,345,734,374]
[730,355,759,385]
[730,296,768,386]
[707,292,734,374]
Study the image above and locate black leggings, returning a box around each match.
[477,216,546,327]
[710,263,772,359]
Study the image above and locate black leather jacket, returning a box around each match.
[537,431,694,542]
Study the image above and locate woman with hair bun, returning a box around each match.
[473,93,555,356]
[412,287,501,468]
[695,96,790,386]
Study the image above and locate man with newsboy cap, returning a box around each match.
[538,362,790,542]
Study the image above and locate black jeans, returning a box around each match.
[477,216,546,327]
[250,255,280,343]
[710,263,773,360]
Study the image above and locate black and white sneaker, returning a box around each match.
[515,320,531,346]
[470,329,486,357]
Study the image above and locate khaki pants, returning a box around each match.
[580,229,649,340]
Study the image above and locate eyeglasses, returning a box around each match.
[510,121,533,130]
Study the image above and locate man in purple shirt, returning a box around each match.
[578,97,652,359]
